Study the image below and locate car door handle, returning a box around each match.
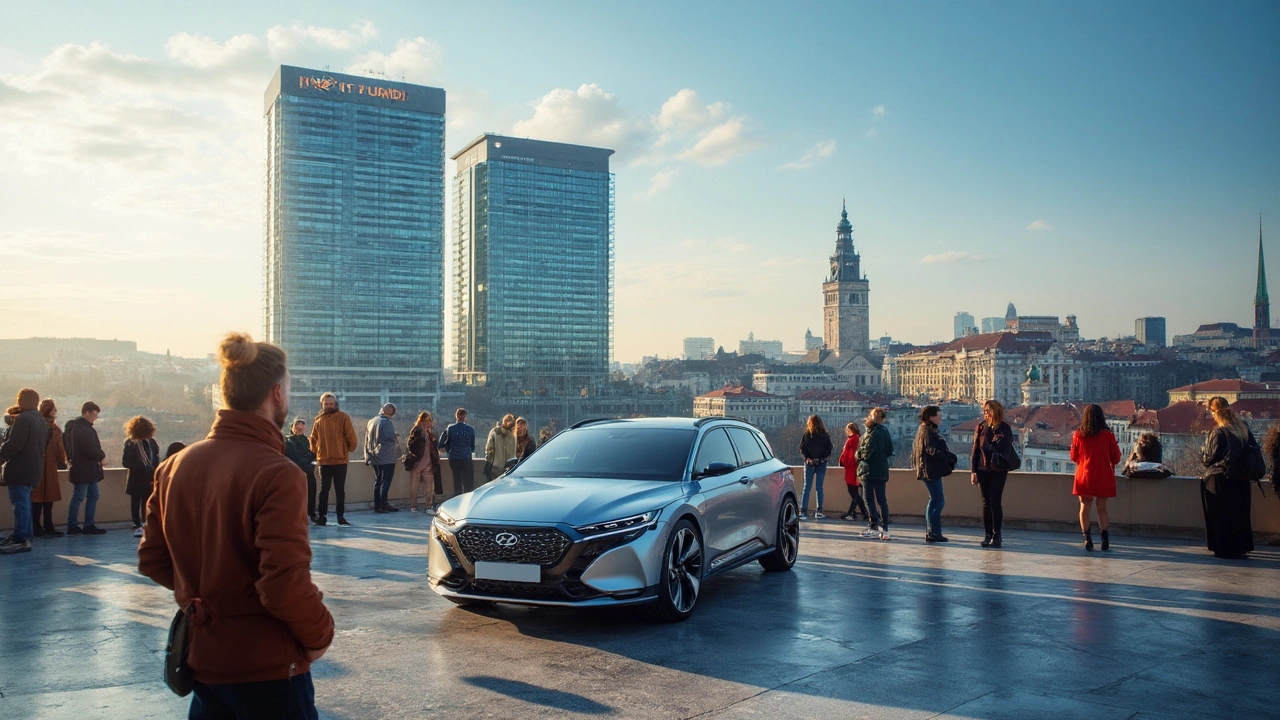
[738,476,751,485]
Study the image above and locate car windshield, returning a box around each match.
[515,427,697,481]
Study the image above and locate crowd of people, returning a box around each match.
[793,396,1274,559]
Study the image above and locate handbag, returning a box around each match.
[164,601,196,697]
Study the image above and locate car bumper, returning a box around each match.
[428,519,668,607]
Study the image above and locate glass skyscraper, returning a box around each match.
[264,66,446,416]
[451,135,614,393]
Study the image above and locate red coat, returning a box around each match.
[31,419,67,503]
[138,409,334,684]
[1070,429,1121,498]
[839,434,860,486]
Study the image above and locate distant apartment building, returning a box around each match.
[752,367,845,396]
[451,135,615,392]
[804,329,822,351]
[954,312,976,340]
[739,332,784,360]
[693,387,789,428]
[895,332,1086,407]
[263,66,446,415]
[1172,323,1255,349]
[683,337,716,360]
[1166,379,1280,405]
[1134,317,1167,348]
[1008,315,1081,344]
[794,390,872,431]
[981,317,1005,334]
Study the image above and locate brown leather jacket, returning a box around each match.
[32,418,66,503]
[138,409,335,684]
[309,410,358,466]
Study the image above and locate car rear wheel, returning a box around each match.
[648,519,703,623]
[759,496,799,572]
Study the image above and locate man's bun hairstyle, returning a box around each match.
[218,332,287,412]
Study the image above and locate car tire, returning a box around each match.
[648,519,704,623]
[759,495,799,572]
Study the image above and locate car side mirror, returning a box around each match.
[694,461,736,479]
[504,457,520,471]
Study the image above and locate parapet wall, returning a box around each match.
[2,463,1277,542]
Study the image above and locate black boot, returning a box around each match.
[1084,529,1094,551]
[981,532,994,548]
[1100,529,1110,551]
[990,533,1002,548]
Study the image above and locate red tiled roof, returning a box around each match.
[1152,401,1215,435]
[1229,398,1280,419]
[699,386,777,399]
[904,331,1056,356]
[1194,322,1245,334]
[952,418,983,432]
[1169,379,1266,393]
[1098,400,1140,419]
[795,389,868,401]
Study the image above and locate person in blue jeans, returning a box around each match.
[438,408,476,495]
[0,389,49,554]
[913,405,958,543]
[364,403,400,512]
[64,400,107,535]
[798,415,833,520]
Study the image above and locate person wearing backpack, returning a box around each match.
[1200,396,1258,559]
[1070,404,1122,552]
[970,399,1016,549]
[913,405,957,543]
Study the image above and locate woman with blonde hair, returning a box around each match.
[405,411,443,514]
[856,407,895,539]
[1200,396,1256,559]
[970,399,1016,548]
[121,415,161,538]
[798,414,833,520]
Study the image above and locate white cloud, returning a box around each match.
[675,116,759,166]
[165,32,264,69]
[921,251,985,264]
[780,139,836,170]
[1026,219,1052,231]
[265,21,377,53]
[865,127,879,139]
[872,104,886,118]
[511,83,653,157]
[346,37,441,84]
[635,168,678,199]
[658,89,728,131]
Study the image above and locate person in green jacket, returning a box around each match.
[855,407,895,540]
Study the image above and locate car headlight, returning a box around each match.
[575,510,658,537]
[433,508,457,528]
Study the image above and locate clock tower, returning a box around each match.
[823,201,871,354]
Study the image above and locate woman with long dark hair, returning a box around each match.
[970,400,1016,548]
[914,405,957,543]
[1200,396,1256,559]
[1070,403,1122,551]
[515,417,538,460]
[798,415,833,520]
[406,411,443,515]
[122,415,161,538]
[838,422,868,522]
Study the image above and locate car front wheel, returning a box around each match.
[648,519,703,623]
[759,496,799,572]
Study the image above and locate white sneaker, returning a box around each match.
[132,527,144,538]
[425,507,438,516]
[814,512,826,519]
[409,507,418,512]
[880,530,892,541]
[860,527,880,538]
[799,513,809,521]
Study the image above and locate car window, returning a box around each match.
[693,428,739,472]
[513,427,696,481]
[727,427,767,466]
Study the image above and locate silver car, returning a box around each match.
[428,417,800,621]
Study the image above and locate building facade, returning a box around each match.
[263,66,446,416]
[451,135,615,392]
[954,312,976,340]
[823,202,871,353]
[1135,317,1167,348]
[683,337,716,360]
[752,368,846,396]
[894,332,1087,407]
[693,387,789,428]
[981,317,1005,334]
[739,333,784,359]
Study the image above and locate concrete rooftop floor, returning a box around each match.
[0,511,1277,720]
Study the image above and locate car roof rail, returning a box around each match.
[569,417,617,429]
[694,416,755,428]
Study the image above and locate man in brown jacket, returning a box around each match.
[309,392,357,526]
[139,333,333,719]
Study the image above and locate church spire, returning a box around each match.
[1257,215,1268,305]
[1254,215,1270,348]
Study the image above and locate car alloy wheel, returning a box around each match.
[759,496,799,572]
[650,519,703,622]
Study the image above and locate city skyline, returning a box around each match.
[1,2,1278,363]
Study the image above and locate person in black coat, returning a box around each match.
[914,405,957,543]
[515,417,538,461]
[122,415,161,537]
[798,415,834,520]
[64,401,107,535]
[1200,397,1256,559]
[970,400,1017,548]
[284,418,318,522]
[0,389,49,553]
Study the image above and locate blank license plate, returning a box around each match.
[474,561,541,583]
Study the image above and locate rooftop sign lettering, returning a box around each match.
[299,75,409,102]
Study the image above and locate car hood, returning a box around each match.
[449,475,687,526]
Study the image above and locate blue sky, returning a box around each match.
[1,1,1277,362]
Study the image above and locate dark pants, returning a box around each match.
[864,478,889,530]
[305,469,317,518]
[318,464,347,519]
[449,458,475,495]
[373,463,395,507]
[844,483,868,518]
[923,477,945,536]
[977,471,1008,536]
[129,493,147,528]
[33,502,56,532]
[190,673,318,720]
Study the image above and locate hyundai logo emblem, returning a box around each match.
[494,532,520,547]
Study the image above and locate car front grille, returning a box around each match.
[456,526,572,566]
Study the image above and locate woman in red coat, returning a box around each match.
[1069,403,1121,551]
[838,422,868,521]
